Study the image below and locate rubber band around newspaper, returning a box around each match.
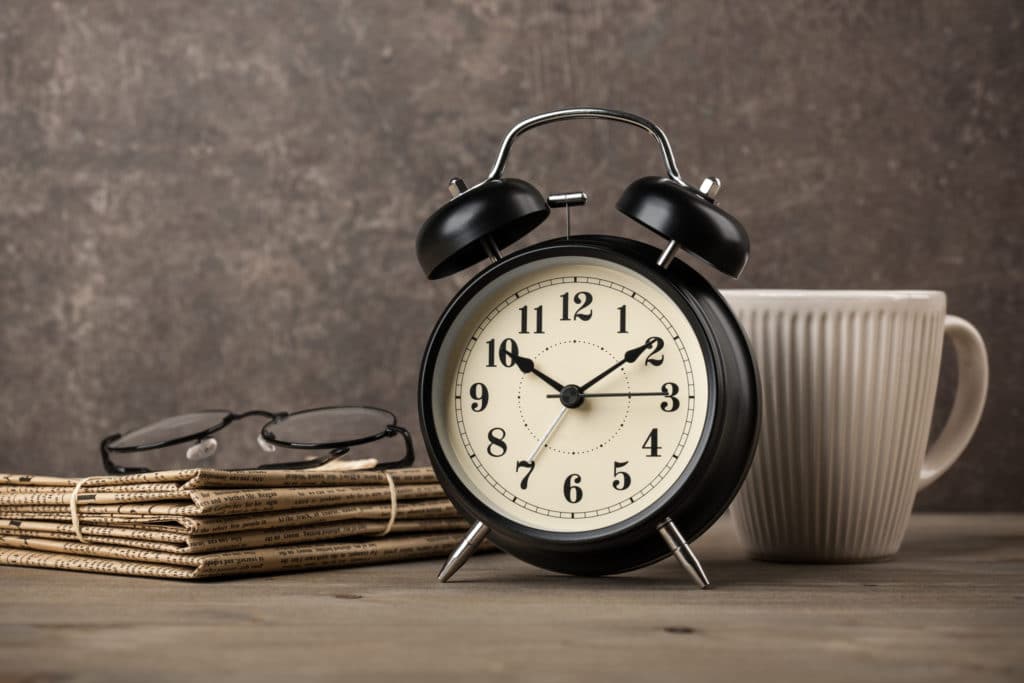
[376,471,398,537]
[69,476,103,543]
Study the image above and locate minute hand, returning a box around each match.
[545,390,667,398]
[578,340,653,392]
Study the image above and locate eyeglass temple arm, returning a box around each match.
[100,434,151,475]
[379,425,415,469]
[486,107,689,187]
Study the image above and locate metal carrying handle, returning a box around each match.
[486,107,689,187]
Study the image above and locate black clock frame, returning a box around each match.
[419,236,759,576]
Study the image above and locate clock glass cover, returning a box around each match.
[429,254,712,534]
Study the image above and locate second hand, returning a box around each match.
[526,405,570,464]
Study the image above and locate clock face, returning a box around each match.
[427,254,712,534]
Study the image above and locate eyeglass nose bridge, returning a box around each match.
[235,409,280,421]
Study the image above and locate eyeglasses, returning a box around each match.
[100,406,414,474]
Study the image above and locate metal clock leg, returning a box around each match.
[658,518,711,589]
[437,520,491,582]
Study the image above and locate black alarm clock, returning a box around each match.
[416,108,759,588]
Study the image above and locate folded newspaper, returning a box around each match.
[0,466,473,580]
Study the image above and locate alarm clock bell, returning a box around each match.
[416,177,550,280]
[417,108,749,283]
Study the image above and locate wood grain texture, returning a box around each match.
[0,513,1020,682]
[0,1,1021,509]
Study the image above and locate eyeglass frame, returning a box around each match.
[100,405,415,475]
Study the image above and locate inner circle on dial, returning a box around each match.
[516,340,631,454]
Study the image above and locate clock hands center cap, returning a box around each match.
[558,385,585,409]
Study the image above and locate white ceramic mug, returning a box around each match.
[723,290,988,562]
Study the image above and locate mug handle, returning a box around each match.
[918,315,989,490]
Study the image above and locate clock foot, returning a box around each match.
[437,520,490,583]
[658,518,711,589]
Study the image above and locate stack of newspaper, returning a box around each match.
[0,466,469,579]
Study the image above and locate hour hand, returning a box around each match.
[512,353,565,393]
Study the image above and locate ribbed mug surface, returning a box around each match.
[723,290,946,562]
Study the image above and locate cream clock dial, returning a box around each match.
[432,256,710,533]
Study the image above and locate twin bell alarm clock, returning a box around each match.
[415,108,759,588]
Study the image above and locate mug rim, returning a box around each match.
[721,288,944,302]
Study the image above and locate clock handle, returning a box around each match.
[437,520,490,583]
[486,108,691,187]
[658,518,712,589]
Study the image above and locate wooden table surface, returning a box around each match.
[1,513,1021,683]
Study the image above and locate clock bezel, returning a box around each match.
[419,237,757,575]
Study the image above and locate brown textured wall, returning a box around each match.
[0,1,1021,509]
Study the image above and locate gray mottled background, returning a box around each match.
[0,1,1021,509]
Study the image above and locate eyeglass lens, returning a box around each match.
[110,411,231,449]
[263,406,395,445]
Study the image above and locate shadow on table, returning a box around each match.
[450,514,1023,591]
